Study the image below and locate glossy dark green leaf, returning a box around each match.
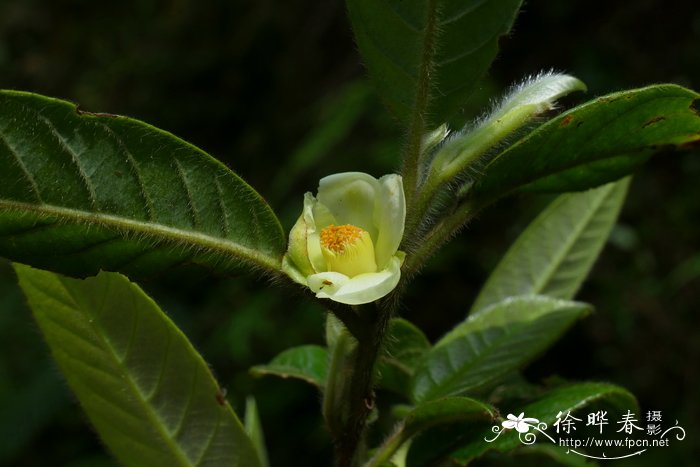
[14,264,261,467]
[377,318,431,397]
[346,0,523,128]
[471,179,629,314]
[452,382,637,463]
[0,91,285,278]
[473,85,700,202]
[250,345,329,388]
[411,296,591,403]
[368,397,495,466]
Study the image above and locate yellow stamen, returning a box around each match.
[320,224,377,277]
[320,224,364,253]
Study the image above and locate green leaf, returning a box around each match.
[452,382,637,463]
[250,345,329,388]
[0,91,285,278]
[473,84,700,202]
[471,178,629,314]
[377,318,431,398]
[431,73,587,182]
[14,264,261,467]
[368,397,495,466]
[411,296,591,403]
[346,0,523,128]
[245,397,270,467]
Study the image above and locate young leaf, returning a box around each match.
[368,396,495,466]
[452,382,637,463]
[473,84,700,203]
[250,345,329,388]
[377,318,431,398]
[346,0,523,128]
[471,178,629,314]
[0,91,285,279]
[14,264,261,467]
[431,73,587,183]
[411,296,591,403]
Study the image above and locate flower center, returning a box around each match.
[320,224,363,253]
[320,224,377,277]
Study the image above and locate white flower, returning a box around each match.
[502,413,540,433]
[282,172,406,305]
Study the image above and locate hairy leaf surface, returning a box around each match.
[411,296,591,403]
[473,85,700,202]
[0,91,285,278]
[471,179,629,314]
[15,264,261,467]
[346,0,523,128]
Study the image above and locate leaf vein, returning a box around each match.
[96,121,156,221]
[214,177,231,238]
[194,408,223,467]
[146,328,173,402]
[174,157,201,229]
[0,128,43,202]
[172,366,199,439]
[37,115,99,210]
[438,0,489,26]
[358,29,419,83]
[0,199,283,272]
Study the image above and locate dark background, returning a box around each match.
[0,0,698,465]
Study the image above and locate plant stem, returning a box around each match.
[401,0,439,210]
[333,299,394,467]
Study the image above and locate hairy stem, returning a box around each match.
[401,0,439,211]
[331,298,395,467]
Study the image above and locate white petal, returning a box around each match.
[374,174,406,268]
[502,421,517,429]
[317,172,380,241]
[311,255,402,305]
[308,271,350,296]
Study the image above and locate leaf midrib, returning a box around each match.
[54,276,194,467]
[530,187,610,295]
[0,199,282,272]
[416,305,581,402]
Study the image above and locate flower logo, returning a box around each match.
[502,413,540,433]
